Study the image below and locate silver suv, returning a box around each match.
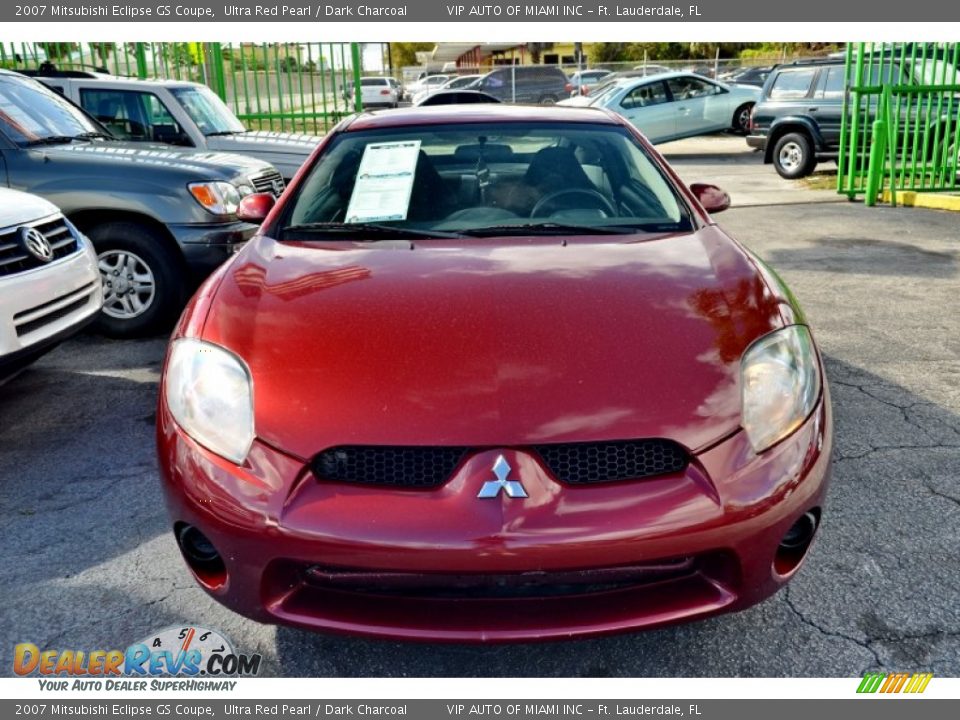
[0,188,102,381]
[32,70,320,182]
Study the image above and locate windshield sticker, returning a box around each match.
[345,140,422,223]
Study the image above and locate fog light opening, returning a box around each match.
[774,509,820,576]
[175,522,227,589]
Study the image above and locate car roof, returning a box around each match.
[344,103,620,131]
[20,68,207,88]
[610,71,715,88]
[15,68,203,89]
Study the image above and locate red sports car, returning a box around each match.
[157,105,831,642]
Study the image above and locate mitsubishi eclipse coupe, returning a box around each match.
[157,105,832,642]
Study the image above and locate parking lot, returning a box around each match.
[1,135,958,677]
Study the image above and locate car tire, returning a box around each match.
[732,103,754,134]
[773,132,816,179]
[87,222,184,338]
[538,95,559,105]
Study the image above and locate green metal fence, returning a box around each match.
[838,42,960,204]
[0,42,364,134]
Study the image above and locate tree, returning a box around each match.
[36,42,76,61]
[89,43,113,66]
[588,43,629,63]
[389,42,434,68]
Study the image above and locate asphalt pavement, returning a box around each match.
[1,137,958,677]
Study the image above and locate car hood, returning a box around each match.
[728,83,762,97]
[34,140,276,180]
[557,96,594,107]
[0,188,59,225]
[204,131,320,165]
[201,228,788,460]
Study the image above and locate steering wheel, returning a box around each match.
[530,188,618,218]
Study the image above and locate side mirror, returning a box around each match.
[689,183,731,214]
[237,192,276,223]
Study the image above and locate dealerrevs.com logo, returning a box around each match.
[14,626,262,689]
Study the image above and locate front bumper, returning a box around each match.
[0,241,102,378]
[158,392,832,642]
[167,221,259,280]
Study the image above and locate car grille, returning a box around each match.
[312,446,469,489]
[13,281,98,337]
[302,557,698,599]
[0,217,79,277]
[533,439,689,485]
[311,439,689,489]
[250,169,285,196]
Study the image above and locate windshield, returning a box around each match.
[169,86,246,136]
[586,79,624,101]
[0,75,102,145]
[278,121,692,238]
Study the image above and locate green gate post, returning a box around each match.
[209,43,227,100]
[134,43,148,79]
[350,42,363,113]
[864,116,888,207]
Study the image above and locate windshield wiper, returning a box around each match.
[282,222,466,240]
[74,131,114,140]
[24,132,109,147]
[24,135,83,146]
[205,130,247,137]
[460,222,641,237]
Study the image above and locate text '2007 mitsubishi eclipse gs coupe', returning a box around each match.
[157,105,832,642]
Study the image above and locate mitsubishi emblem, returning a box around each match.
[477,455,528,499]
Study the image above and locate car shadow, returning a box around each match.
[763,236,959,279]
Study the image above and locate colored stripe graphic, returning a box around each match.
[858,672,933,693]
[857,673,885,693]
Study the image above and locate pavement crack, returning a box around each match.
[830,378,960,446]
[783,586,883,669]
[834,444,960,462]
[37,584,198,651]
[924,482,960,508]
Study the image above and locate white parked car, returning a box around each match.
[0,189,102,381]
[352,77,400,109]
[559,72,760,142]
[405,74,450,102]
[412,74,480,105]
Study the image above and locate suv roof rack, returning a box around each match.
[18,61,111,79]
[779,57,841,68]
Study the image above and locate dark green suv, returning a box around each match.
[0,69,284,337]
[748,56,960,179]
[746,59,850,179]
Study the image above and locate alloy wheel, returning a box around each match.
[778,142,804,172]
[98,250,156,320]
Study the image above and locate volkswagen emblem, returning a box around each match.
[19,227,54,263]
[477,455,528,499]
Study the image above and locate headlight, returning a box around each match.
[740,325,821,453]
[165,339,254,464]
[188,181,241,216]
